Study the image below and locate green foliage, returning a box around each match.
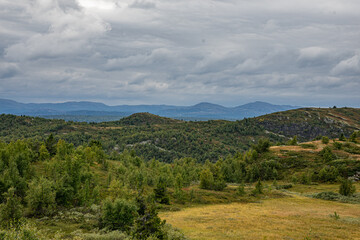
[199,163,226,191]
[154,177,170,205]
[330,211,340,220]
[339,179,356,196]
[333,141,342,150]
[252,138,270,153]
[339,133,346,141]
[45,134,57,156]
[317,166,339,183]
[252,179,263,195]
[311,191,360,204]
[0,187,23,228]
[132,196,167,240]
[349,131,358,143]
[199,169,214,190]
[38,144,50,161]
[100,198,138,232]
[299,172,312,185]
[321,136,329,144]
[287,136,298,145]
[26,177,56,216]
[0,222,47,240]
[319,146,335,162]
[237,182,245,196]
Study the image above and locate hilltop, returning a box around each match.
[255,107,360,141]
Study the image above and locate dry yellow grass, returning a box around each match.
[161,195,360,240]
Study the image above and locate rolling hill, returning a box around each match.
[0,107,359,162]
[0,98,299,121]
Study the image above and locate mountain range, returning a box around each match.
[0,98,299,121]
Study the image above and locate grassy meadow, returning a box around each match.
[161,184,360,240]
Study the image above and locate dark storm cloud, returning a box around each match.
[0,0,359,106]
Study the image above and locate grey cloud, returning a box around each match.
[297,47,332,67]
[129,0,156,9]
[331,53,360,76]
[0,0,359,107]
[0,62,20,78]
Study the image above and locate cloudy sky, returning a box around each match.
[0,0,359,107]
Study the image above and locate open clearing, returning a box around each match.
[161,194,360,240]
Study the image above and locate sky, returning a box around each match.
[0,0,359,107]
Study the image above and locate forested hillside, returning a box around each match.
[0,107,359,163]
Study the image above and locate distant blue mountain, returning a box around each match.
[0,98,300,121]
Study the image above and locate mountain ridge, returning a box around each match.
[0,98,300,121]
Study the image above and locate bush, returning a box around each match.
[339,133,346,141]
[26,178,56,216]
[101,199,138,232]
[275,184,293,190]
[319,146,335,162]
[199,169,214,190]
[252,138,270,153]
[317,166,339,183]
[287,136,298,146]
[312,191,339,201]
[321,136,329,144]
[0,187,23,228]
[237,182,246,196]
[154,177,170,205]
[339,179,356,196]
[333,141,342,150]
[251,179,263,195]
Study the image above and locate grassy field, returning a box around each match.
[160,192,360,240]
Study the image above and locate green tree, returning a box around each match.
[288,136,298,145]
[321,136,329,144]
[349,131,358,143]
[339,179,356,196]
[133,195,167,240]
[38,144,50,161]
[101,198,137,232]
[154,177,170,205]
[45,134,57,156]
[319,146,335,162]
[0,187,23,228]
[199,168,214,190]
[339,133,346,141]
[237,181,245,196]
[252,138,271,153]
[26,178,56,216]
[252,179,263,195]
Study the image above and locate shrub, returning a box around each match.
[321,136,329,144]
[339,179,356,196]
[251,179,263,195]
[319,146,335,162]
[317,166,339,183]
[349,131,358,143]
[339,133,346,141]
[26,178,56,216]
[287,136,298,145]
[276,184,293,190]
[101,198,138,232]
[252,138,270,153]
[0,187,23,228]
[132,196,167,240]
[333,141,342,150]
[199,169,214,190]
[237,182,245,196]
